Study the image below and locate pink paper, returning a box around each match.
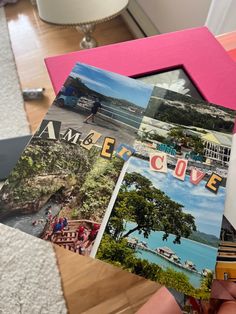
[45,27,236,110]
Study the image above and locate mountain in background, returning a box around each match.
[66,76,144,114]
[189,230,219,248]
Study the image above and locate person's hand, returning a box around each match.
[217,301,236,314]
[136,287,182,314]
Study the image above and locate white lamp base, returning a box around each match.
[77,24,97,49]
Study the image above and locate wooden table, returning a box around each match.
[54,245,160,314]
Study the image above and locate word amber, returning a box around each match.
[35,120,135,161]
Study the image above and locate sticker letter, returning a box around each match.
[205,172,223,194]
[150,152,167,173]
[115,144,135,161]
[62,128,81,145]
[173,158,188,181]
[190,168,205,185]
[80,130,101,150]
[100,137,116,159]
[35,120,61,140]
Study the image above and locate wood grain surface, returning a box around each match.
[54,245,161,314]
[5,0,134,133]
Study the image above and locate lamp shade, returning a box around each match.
[36,0,129,25]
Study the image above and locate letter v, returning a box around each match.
[190,168,205,185]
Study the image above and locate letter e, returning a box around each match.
[205,173,223,194]
[100,137,115,159]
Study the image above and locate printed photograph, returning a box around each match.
[96,88,235,299]
[137,68,203,100]
[50,62,153,147]
[0,137,124,256]
[0,63,154,256]
[134,86,235,181]
[97,156,224,299]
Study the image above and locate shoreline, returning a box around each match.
[124,222,218,250]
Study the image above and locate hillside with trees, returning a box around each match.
[146,99,234,133]
[0,138,123,223]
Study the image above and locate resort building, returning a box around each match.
[202,131,232,165]
[158,247,175,258]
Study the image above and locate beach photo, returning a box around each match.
[0,137,124,256]
[96,156,226,298]
[50,62,153,147]
[96,89,235,299]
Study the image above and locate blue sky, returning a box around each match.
[126,157,225,237]
[70,63,153,108]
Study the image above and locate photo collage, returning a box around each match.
[0,63,235,300]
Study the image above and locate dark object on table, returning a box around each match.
[0,135,31,180]
[23,88,45,100]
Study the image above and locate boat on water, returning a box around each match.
[202,268,212,276]
[157,247,181,265]
[127,238,211,277]
[184,260,197,272]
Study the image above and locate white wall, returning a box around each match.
[205,0,236,35]
[136,0,212,33]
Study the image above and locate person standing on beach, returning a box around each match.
[83,98,102,123]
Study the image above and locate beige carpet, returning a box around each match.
[0,223,68,314]
[0,7,30,140]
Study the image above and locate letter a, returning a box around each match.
[190,168,205,185]
[173,158,188,181]
[35,120,61,140]
[149,153,167,173]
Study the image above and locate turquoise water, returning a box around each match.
[125,221,217,288]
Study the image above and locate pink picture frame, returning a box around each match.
[45,27,236,110]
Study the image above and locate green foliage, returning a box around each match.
[200,271,213,291]
[76,156,123,221]
[188,231,219,248]
[71,208,79,219]
[150,101,234,133]
[0,135,124,221]
[0,139,103,216]
[107,172,196,243]
[158,268,195,295]
[97,234,211,299]
[97,234,135,264]
[168,127,205,155]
